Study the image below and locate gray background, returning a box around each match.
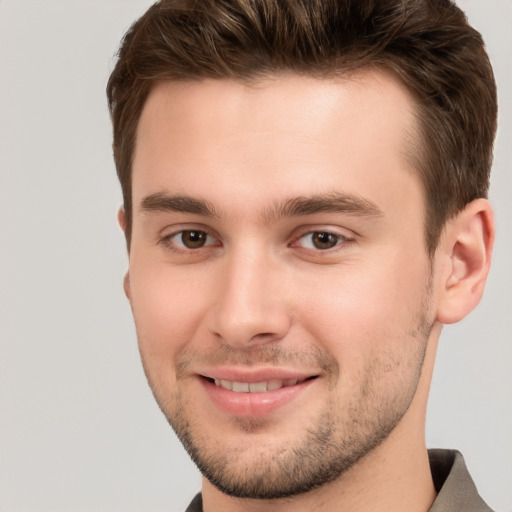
[0,1,510,511]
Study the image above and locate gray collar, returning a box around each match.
[428,449,493,512]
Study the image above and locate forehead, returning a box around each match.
[136,70,417,148]
[132,71,421,217]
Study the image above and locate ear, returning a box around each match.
[436,199,494,324]
[123,271,132,301]
[117,207,127,232]
[117,207,132,301]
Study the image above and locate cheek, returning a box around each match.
[128,261,211,363]
[296,254,431,361]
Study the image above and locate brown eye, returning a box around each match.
[160,229,219,254]
[298,231,346,250]
[311,232,340,249]
[180,230,208,249]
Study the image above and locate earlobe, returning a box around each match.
[123,271,132,301]
[436,199,494,325]
[118,208,132,301]
[117,207,127,232]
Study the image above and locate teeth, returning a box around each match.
[249,382,267,393]
[232,381,249,392]
[220,379,233,391]
[213,378,306,393]
[267,379,283,391]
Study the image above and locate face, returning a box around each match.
[126,72,436,499]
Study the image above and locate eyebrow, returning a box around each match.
[266,193,384,222]
[140,192,220,218]
[139,191,383,221]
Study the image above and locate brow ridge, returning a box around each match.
[140,192,220,218]
[139,191,383,222]
[266,193,383,222]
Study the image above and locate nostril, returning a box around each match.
[255,332,275,339]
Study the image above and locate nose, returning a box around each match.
[207,246,292,348]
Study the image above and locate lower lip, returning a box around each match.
[200,378,316,417]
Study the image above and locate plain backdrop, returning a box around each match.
[0,1,510,511]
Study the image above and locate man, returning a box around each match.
[107,1,497,511]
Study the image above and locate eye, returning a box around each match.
[166,230,217,250]
[297,231,347,250]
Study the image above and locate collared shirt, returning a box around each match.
[185,449,493,511]
[428,449,493,512]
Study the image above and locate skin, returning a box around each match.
[120,70,494,512]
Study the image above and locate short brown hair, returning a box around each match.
[107,0,497,252]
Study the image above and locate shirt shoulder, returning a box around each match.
[428,449,494,512]
[184,493,203,512]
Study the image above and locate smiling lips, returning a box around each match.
[212,377,309,393]
[200,372,318,417]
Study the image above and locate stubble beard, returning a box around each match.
[168,388,415,500]
[150,331,431,499]
[140,284,434,500]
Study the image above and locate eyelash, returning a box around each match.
[158,228,354,254]
[291,231,352,251]
[159,229,219,253]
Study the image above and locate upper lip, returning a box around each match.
[197,367,320,383]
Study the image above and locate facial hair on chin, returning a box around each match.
[144,311,432,501]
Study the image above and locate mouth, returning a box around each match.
[198,372,320,417]
[201,375,318,393]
